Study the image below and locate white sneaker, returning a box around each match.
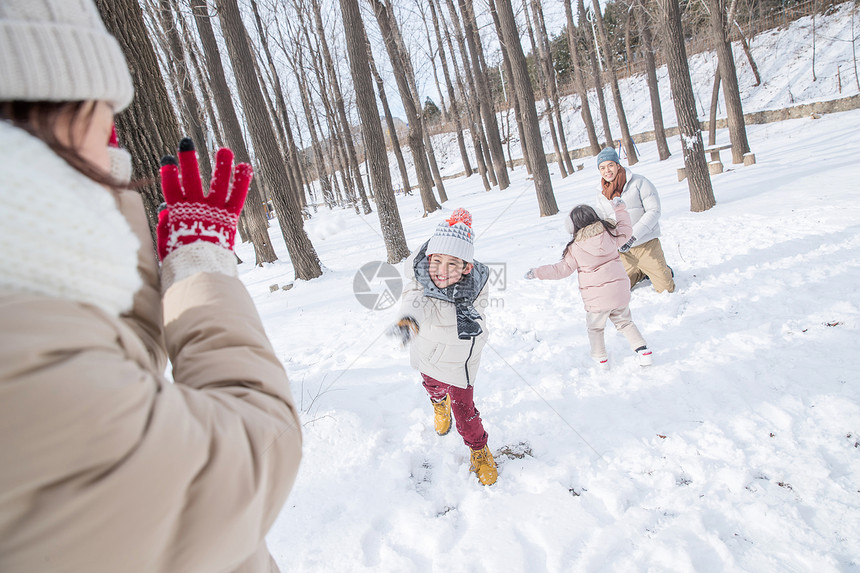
[594,357,609,371]
[637,347,653,366]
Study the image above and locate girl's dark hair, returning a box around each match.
[562,204,620,257]
[0,100,124,189]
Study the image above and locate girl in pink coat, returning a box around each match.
[526,200,653,368]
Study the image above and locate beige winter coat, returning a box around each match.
[0,128,301,572]
[400,252,489,389]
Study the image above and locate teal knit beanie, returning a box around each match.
[596,147,620,167]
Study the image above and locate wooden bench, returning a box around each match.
[704,143,732,163]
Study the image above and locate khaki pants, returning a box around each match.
[586,305,647,361]
[620,238,675,293]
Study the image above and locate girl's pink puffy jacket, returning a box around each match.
[534,202,633,312]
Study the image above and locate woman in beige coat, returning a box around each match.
[0,2,301,571]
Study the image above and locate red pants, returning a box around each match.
[421,374,488,450]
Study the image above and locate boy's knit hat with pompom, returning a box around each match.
[427,208,474,263]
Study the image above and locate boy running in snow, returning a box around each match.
[392,208,497,486]
[525,201,653,369]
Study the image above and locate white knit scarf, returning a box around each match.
[0,120,141,316]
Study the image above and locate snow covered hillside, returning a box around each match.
[414,1,860,179]
[234,6,860,572]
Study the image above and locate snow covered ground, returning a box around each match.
[234,7,860,572]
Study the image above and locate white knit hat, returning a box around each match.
[0,0,134,111]
[426,208,474,264]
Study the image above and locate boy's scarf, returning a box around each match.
[414,240,489,339]
[601,168,627,200]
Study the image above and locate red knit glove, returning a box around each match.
[156,138,252,261]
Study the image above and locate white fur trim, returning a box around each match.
[160,241,237,292]
[0,121,141,315]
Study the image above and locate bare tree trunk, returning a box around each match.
[733,21,761,86]
[459,0,510,188]
[339,0,410,262]
[180,3,224,148]
[419,9,448,122]
[489,0,532,172]
[636,0,671,160]
[388,16,448,202]
[422,128,449,202]
[251,0,312,211]
[96,0,182,245]
[705,0,750,164]
[590,0,638,164]
[310,0,372,213]
[370,0,440,214]
[532,0,574,172]
[578,0,613,146]
[428,0,473,178]
[563,0,600,155]
[279,27,335,208]
[708,68,721,146]
[157,0,212,183]
[189,58,222,150]
[216,0,322,278]
[189,0,277,264]
[523,0,568,177]
[366,38,413,198]
[657,0,715,212]
[624,3,633,75]
[494,0,558,216]
[443,0,495,187]
[288,105,319,207]
[298,7,358,209]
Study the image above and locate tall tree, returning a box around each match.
[251,0,313,210]
[459,0,510,189]
[494,0,558,216]
[488,0,532,172]
[522,0,567,177]
[443,0,495,187]
[276,24,336,208]
[635,0,671,160]
[178,2,224,147]
[96,0,182,242]
[369,0,441,214]
[309,0,373,212]
[657,0,715,212]
[418,5,448,122]
[216,0,322,279]
[365,36,412,198]
[189,0,278,264]
[563,0,601,155]
[578,0,613,146]
[157,0,213,183]
[428,0,473,178]
[704,0,751,164]
[590,0,638,164]
[387,12,448,202]
[532,0,574,172]
[338,0,410,263]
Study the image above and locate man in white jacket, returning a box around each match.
[593,147,676,293]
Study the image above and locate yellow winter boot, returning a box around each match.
[469,445,498,486]
[432,395,452,436]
